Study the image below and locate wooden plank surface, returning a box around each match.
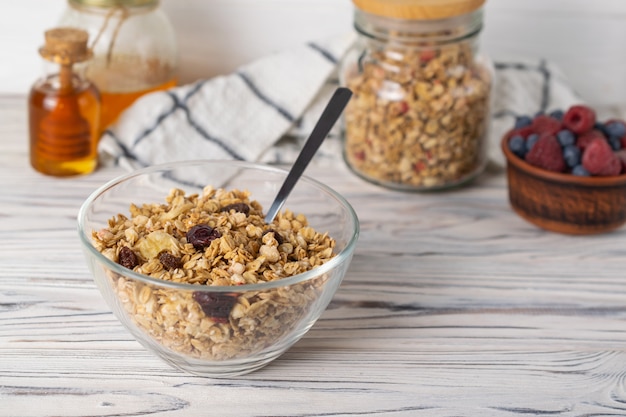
[1,94,626,416]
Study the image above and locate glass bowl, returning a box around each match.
[77,160,359,377]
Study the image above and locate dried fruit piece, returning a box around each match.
[158,251,182,270]
[220,203,250,215]
[138,230,180,260]
[525,134,566,173]
[192,292,238,323]
[186,224,221,251]
[582,138,622,176]
[118,246,138,269]
[563,105,595,134]
[263,229,284,245]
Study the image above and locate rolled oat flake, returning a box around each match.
[341,0,493,190]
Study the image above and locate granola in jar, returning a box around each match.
[342,0,492,190]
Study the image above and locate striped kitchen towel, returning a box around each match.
[99,36,581,171]
[98,34,356,171]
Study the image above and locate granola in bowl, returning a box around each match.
[93,186,336,361]
[78,160,359,376]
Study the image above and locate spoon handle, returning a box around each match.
[264,87,353,223]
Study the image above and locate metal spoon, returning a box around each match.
[264,87,353,223]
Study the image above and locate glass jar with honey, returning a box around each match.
[58,0,178,130]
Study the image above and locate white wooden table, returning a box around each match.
[2,95,626,416]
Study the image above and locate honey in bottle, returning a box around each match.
[29,27,101,176]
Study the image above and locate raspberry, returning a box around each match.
[525,134,566,173]
[581,138,622,176]
[563,105,596,134]
[531,115,562,135]
[576,129,605,152]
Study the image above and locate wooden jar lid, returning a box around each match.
[39,28,92,65]
[352,0,486,20]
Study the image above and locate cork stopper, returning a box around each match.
[39,28,92,65]
[352,0,485,20]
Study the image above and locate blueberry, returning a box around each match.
[514,116,532,129]
[562,145,581,168]
[508,135,526,158]
[609,136,622,150]
[605,121,626,138]
[572,165,590,176]
[526,133,539,152]
[549,109,564,120]
[556,129,576,147]
[594,122,609,137]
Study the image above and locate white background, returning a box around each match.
[2,0,626,105]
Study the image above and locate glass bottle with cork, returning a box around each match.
[29,27,101,176]
[341,0,493,191]
[58,0,178,131]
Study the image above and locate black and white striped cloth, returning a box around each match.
[99,34,581,171]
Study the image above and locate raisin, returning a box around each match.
[220,203,250,215]
[263,229,284,245]
[192,292,238,323]
[158,251,182,270]
[118,246,138,269]
[186,224,221,251]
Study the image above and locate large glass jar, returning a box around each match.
[59,0,178,130]
[341,0,493,191]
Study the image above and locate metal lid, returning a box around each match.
[39,27,92,65]
[352,0,485,20]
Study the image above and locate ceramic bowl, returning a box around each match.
[501,134,626,234]
[78,160,359,377]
